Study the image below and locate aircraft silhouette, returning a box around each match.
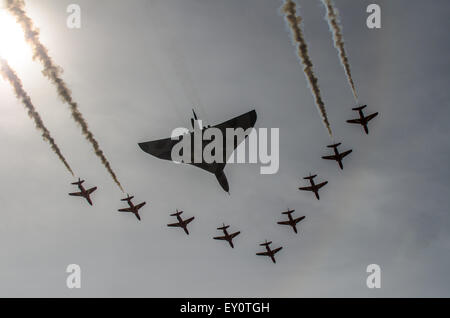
[347,105,378,134]
[167,210,195,235]
[138,109,257,193]
[213,223,241,248]
[322,143,352,170]
[299,174,328,200]
[69,178,97,206]
[256,240,283,264]
[277,209,305,234]
[118,194,146,221]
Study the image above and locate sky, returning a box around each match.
[0,0,450,297]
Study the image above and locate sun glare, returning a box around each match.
[0,11,32,65]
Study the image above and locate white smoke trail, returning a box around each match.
[6,0,124,192]
[322,0,358,102]
[282,0,333,137]
[0,58,74,176]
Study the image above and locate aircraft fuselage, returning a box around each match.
[309,180,321,200]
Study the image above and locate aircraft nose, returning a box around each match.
[138,142,146,152]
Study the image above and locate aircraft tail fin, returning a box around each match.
[217,225,230,230]
[352,105,367,111]
[304,174,317,180]
[170,210,183,217]
[191,108,202,130]
[121,195,134,201]
[215,170,230,193]
[260,241,272,246]
[327,143,342,148]
[282,209,295,215]
[71,179,84,185]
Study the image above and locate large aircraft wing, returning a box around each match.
[339,150,352,159]
[184,217,195,225]
[213,235,227,240]
[366,112,379,122]
[272,247,283,254]
[230,231,240,238]
[118,207,133,212]
[294,216,306,224]
[212,109,257,162]
[214,110,257,135]
[316,181,328,189]
[138,136,181,162]
[69,192,83,197]
[299,185,314,191]
[167,222,182,227]
[347,118,362,124]
[87,187,97,195]
[135,202,146,211]
[256,251,270,256]
[277,220,291,225]
[322,155,338,160]
[140,133,221,174]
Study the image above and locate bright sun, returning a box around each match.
[0,11,32,65]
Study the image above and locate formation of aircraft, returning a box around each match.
[213,223,241,248]
[256,240,283,264]
[299,174,328,200]
[167,210,195,235]
[138,109,257,193]
[64,103,378,265]
[68,178,97,206]
[118,194,146,221]
[347,105,378,135]
[322,143,353,170]
[277,209,305,234]
[298,105,377,201]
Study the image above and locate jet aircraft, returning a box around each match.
[138,109,257,193]
[277,209,305,234]
[118,194,146,221]
[69,178,97,206]
[322,143,352,170]
[167,210,195,235]
[213,223,241,248]
[347,105,378,134]
[298,174,328,200]
[256,240,283,264]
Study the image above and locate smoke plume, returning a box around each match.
[6,0,124,192]
[282,0,333,137]
[0,58,74,176]
[322,0,358,102]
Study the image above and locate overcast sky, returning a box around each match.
[0,0,450,297]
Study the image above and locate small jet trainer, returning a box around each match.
[347,105,378,134]
[277,209,305,234]
[118,194,146,221]
[138,109,257,193]
[256,241,283,264]
[322,143,353,170]
[213,223,241,248]
[167,210,195,235]
[69,178,97,206]
[299,174,328,200]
